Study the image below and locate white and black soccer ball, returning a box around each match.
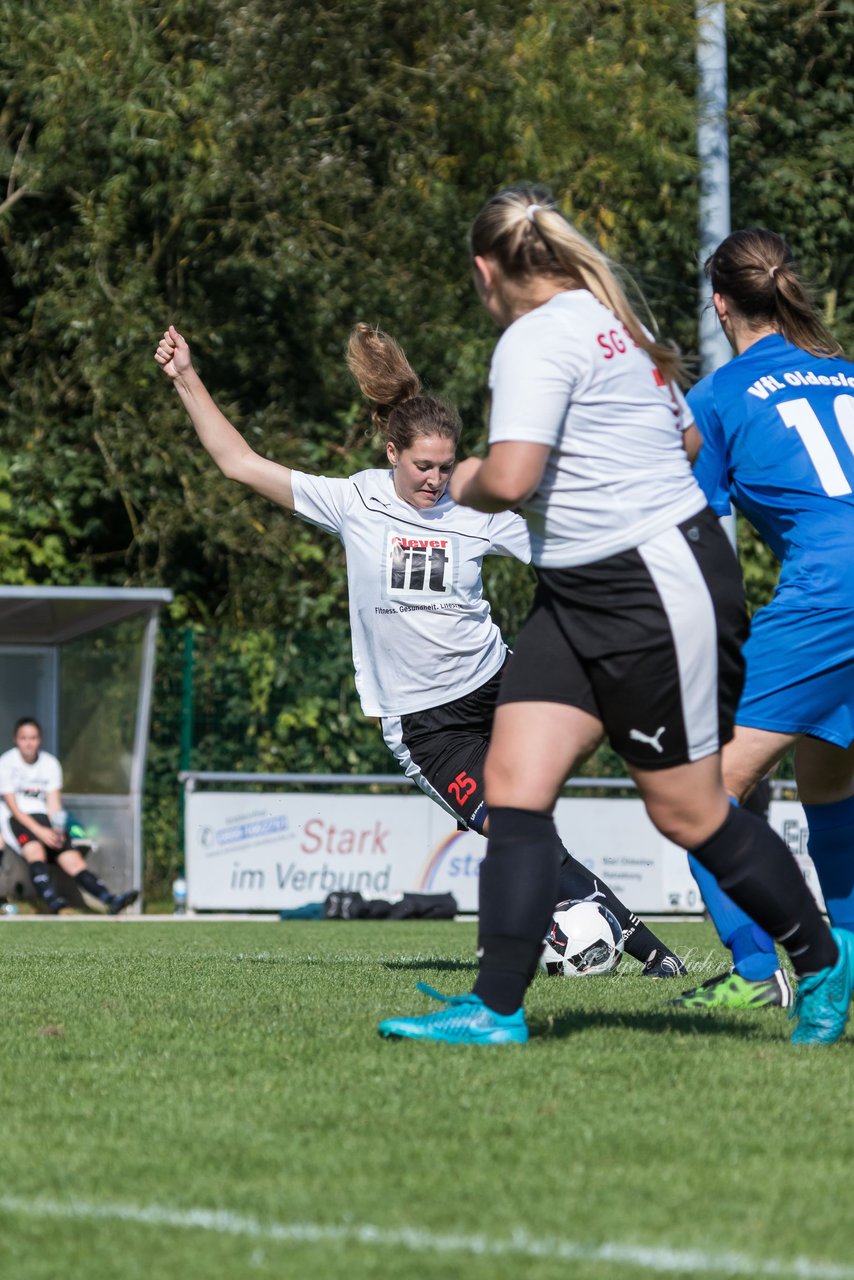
[539,899,624,977]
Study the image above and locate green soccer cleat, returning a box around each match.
[670,968,793,1010]
[378,982,528,1045]
[790,928,854,1046]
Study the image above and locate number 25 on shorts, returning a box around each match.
[447,771,477,805]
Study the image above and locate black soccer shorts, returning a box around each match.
[381,659,510,831]
[497,508,748,770]
[9,813,72,862]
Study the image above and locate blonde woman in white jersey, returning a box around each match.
[378,184,850,1047]
[155,321,685,970]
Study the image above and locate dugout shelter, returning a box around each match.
[0,586,172,910]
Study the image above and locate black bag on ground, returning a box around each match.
[387,892,457,920]
[322,890,457,920]
[323,891,370,919]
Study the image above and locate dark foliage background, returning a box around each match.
[2,0,850,895]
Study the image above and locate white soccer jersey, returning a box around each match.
[290,468,531,716]
[0,747,62,814]
[487,290,706,567]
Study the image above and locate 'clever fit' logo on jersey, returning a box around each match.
[385,533,453,597]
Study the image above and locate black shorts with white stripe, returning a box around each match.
[381,661,510,831]
[497,507,748,770]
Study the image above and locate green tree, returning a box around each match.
[1,0,522,612]
[2,1,850,892]
[727,0,854,352]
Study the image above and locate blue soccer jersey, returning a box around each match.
[689,334,854,607]
[689,334,854,747]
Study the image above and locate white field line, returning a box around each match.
[0,912,703,924]
[0,941,735,976]
[0,1195,851,1278]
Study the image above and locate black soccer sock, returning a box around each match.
[75,868,112,905]
[690,806,838,978]
[473,807,562,1015]
[28,860,64,909]
[556,850,666,963]
[620,920,667,965]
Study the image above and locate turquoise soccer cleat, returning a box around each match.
[790,928,854,1045]
[378,982,528,1045]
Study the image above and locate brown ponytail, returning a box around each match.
[346,324,461,451]
[705,229,842,358]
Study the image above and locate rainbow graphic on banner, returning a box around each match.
[417,830,485,911]
[419,831,466,891]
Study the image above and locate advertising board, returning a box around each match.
[184,788,823,915]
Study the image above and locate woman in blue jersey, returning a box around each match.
[377,187,853,1047]
[154,321,682,971]
[673,228,854,1011]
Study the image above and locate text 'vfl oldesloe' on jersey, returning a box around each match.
[290,468,530,717]
[689,333,854,606]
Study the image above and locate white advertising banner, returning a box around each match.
[419,799,698,916]
[184,789,824,915]
[185,792,443,911]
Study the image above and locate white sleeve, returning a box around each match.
[671,382,695,434]
[487,309,588,447]
[290,472,353,538]
[486,511,532,563]
[0,753,12,795]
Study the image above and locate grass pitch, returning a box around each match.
[0,919,852,1280]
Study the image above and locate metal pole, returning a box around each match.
[131,608,162,910]
[697,0,737,549]
[178,626,195,871]
[179,626,194,773]
[696,0,732,377]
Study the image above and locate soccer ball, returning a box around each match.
[539,899,624,976]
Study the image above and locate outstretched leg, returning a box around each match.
[554,849,684,974]
[379,701,603,1043]
[636,754,852,1044]
[678,778,789,1009]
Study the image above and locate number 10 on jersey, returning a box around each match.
[778,395,854,497]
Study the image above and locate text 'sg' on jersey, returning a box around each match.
[289,468,531,716]
[688,334,854,606]
[487,289,705,567]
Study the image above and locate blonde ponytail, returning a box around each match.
[471,186,686,383]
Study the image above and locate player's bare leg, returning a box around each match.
[632,752,851,1042]
[722,725,796,805]
[795,737,854,805]
[484,701,604,812]
[379,701,602,1043]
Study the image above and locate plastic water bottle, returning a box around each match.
[172,876,188,915]
[1,902,19,916]
[51,808,68,833]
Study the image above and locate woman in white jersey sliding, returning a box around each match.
[154,320,683,973]
[378,184,853,1047]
